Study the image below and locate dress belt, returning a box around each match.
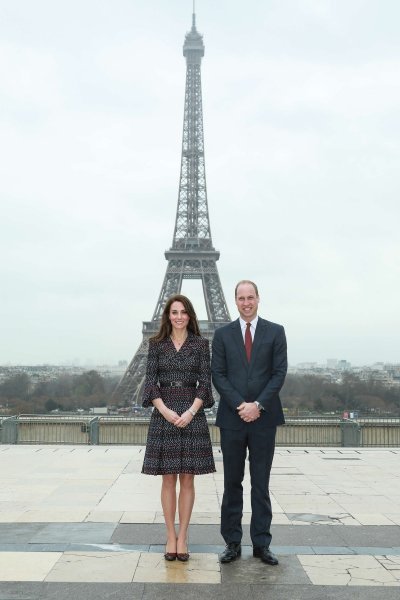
[159,381,197,388]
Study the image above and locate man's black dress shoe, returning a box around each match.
[219,542,241,563]
[253,546,279,565]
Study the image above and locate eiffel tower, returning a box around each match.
[113,9,231,406]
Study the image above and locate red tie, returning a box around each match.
[245,322,252,362]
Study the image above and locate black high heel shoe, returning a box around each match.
[176,539,190,562]
[164,543,177,561]
[176,551,190,562]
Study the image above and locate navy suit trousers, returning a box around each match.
[220,424,276,548]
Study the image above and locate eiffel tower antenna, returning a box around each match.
[113,11,231,406]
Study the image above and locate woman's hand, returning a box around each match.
[152,398,179,424]
[161,406,180,424]
[174,410,194,428]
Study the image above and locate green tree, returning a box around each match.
[44,399,64,413]
[0,373,31,400]
[73,371,105,397]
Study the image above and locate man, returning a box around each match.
[211,280,287,565]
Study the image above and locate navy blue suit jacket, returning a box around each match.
[211,317,287,430]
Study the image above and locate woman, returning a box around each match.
[142,294,215,562]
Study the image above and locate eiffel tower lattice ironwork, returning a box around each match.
[113,11,231,406]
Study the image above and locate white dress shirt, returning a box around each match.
[239,316,258,343]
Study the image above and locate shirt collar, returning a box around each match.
[239,315,258,330]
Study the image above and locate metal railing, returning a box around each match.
[277,417,343,447]
[9,414,93,445]
[359,418,400,447]
[0,416,18,444]
[1,415,399,447]
[99,416,148,445]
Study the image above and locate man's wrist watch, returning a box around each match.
[254,401,263,411]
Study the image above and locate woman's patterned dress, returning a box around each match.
[141,332,216,475]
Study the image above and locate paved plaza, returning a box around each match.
[0,444,400,599]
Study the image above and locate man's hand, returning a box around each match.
[237,402,261,422]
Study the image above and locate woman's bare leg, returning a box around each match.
[177,473,195,553]
[161,474,178,552]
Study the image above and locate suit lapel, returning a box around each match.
[248,318,268,372]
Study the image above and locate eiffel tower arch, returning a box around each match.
[113,11,231,407]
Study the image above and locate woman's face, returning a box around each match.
[169,301,190,332]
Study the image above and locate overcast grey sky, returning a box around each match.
[1,0,399,367]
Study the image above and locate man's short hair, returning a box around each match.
[235,280,259,298]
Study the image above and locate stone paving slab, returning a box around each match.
[1,582,400,600]
[219,553,309,584]
[299,554,400,586]
[0,552,62,582]
[1,445,400,597]
[335,525,400,547]
[0,523,45,543]
[30,522,117,544]
[134,553,220,584]
[45,551,140,582]
[0,550,399,586]
[1,543,400,557]
[3,522,400,549]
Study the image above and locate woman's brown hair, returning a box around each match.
[150,294,201,342]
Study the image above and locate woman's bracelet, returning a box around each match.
[188,408,197,417]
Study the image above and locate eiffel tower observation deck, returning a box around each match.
[113,10,231,406]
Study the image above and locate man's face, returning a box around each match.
[235,283,259,322]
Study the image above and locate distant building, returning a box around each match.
[337,360,351,371]
[326,359,338,369]
[296,362,318,370]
